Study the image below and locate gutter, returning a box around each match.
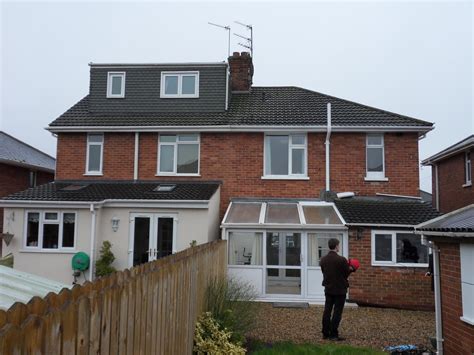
[134,132,139,180]
[346,223,415,228]
[325,103,331,191]
[430,241,444,354]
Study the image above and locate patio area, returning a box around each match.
[247,303,435,351]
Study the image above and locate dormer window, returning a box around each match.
[107,72,125,98]
[160,72,199,98]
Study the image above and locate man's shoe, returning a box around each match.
[329,336,346,341]
[322,335,331,340]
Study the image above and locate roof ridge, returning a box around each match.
[0,131,56,161]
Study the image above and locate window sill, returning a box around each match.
[364,177,389,182]
[20,249,77,254]
[84,173,103,176]
[160,95,199,99]
[106,96,125,99]
[261,176,310,181]
[460,316,474,326]
[155,173,201,177]
[462,182,472,188]
[372,262,429,268]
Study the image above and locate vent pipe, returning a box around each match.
[325,102,332,191]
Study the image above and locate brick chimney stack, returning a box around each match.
[228,51,254,92]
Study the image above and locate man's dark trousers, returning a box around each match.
[322,293,346,338]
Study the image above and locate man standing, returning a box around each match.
[319,238,353,341]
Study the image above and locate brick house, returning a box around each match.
[0,131,55,254]
[416,205,474,355]
[1,52,439,309]
[422,134,473,213]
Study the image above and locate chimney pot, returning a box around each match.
[232,52,240,57]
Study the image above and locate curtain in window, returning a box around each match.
[251,233,262,265]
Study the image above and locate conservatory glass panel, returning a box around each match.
[225,203,262,224]
[228,232,263,265]
[265,203,300,224]
[303,206,342,225]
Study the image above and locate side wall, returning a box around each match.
[434,151,474,213]
[348,228,434,310]
[438,242,474,354]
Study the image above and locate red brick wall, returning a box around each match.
[347,228,434,310]
[434,150,474,213]
[56,132,420,217]
[438,242,474,354]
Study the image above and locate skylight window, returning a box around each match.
[107,72,125,98]
[154,184,176,192]
[61,184,88,191]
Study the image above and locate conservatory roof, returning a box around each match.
[221,199,346,229]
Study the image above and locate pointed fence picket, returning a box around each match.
[0,240,226,354]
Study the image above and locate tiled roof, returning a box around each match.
[0,131,55,171]
[49,87,433,129]
[416,204,474,235]
[422,134,474,165]
[1,181,220,202]
[335,196,440,226]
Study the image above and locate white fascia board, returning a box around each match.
[220,223,347,230]
[89,62,227,68]
[0,201,92,209]
[414,230,474,237]
[346,223,415,228]
[47,125,434,134]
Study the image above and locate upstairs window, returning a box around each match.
[366,134,385,180]
[264,134,307,178]
[29,171,37,188]
[86,133,104,175]
[160,72,199,98]
[158,134,199,175]
[25,211,76,250]
[107,72,125,98]
[465,151,472,186]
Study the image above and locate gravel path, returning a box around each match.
[247,303,435,351]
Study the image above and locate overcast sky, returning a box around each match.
[1,1,472,192]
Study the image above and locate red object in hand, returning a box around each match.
[348,258,360,271]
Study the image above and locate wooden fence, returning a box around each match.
[0,240,227,354]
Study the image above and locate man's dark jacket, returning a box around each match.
[319,251,351,295]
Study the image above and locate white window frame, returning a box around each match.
[23,211,78,251]
[365,133,387,181]
[85,133,104,176]
[157,133,200,176]
[262,133,308,180]
[106,72,126,98]
[371,230,429,267]
[464,151,472,187]
[160,71,199,98]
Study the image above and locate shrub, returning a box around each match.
[95,241,116,277]
[194,312,246,354]
[205,276,258,344]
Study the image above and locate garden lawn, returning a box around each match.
[247,303,435,351]
[250,342,385,355]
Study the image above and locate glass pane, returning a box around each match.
[178,134,198,142]
[265,203,300,224]
[266,136,289,175]
[62,213,75,248]
[26,213,39,247]
[177,144,199,174]
[181,75,196,95]
[133,217,150,266]
[303,206,342,225]
[291,149,304,174]
[159,145,174,173]
[228,232,263,265]
[367,147,383,172]
[88,145,102,172]
[160,135,176,143]
[225,203,262,224]
[375,234,392,261]
[111,75,123,95]
[266,268,301,295]
[367,134,382,145]
[291,134,305,145]
[157,218,173,259]
[164,75,178,95]
[43,224,59,249]
[396,233,428,264]
[307,233,343,266]
[266,232,301,266]
[45,212,58,220]
[88,134,103,143]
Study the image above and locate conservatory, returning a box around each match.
[221,199,348,303]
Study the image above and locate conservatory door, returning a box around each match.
[265,232,303,296]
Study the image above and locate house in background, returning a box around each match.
[1,52,439,309]
[0,131,55,254]
[416,205,474,355]
[422,134,473,212]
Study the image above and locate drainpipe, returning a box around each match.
[225,63,229,110]
[134,132,139,180]
[431,240,444,354]
[325,102,332,191]
[89,203,97,281]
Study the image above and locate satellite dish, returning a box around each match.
[71,252,90,271]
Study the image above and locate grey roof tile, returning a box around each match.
[417,204,474,234]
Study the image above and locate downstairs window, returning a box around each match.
[372,231,428,266]
[25,211,77,250]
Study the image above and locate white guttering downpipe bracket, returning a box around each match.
[89,203,97,281]
[325,102,332,192]
[134,132,139,180]
[431,240,444,355]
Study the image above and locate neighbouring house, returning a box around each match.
[422,134,473,213]
[415,204,474,355]
[0,131,55,254]
[1,52,440,309]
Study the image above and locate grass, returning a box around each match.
[249,341,385,355]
